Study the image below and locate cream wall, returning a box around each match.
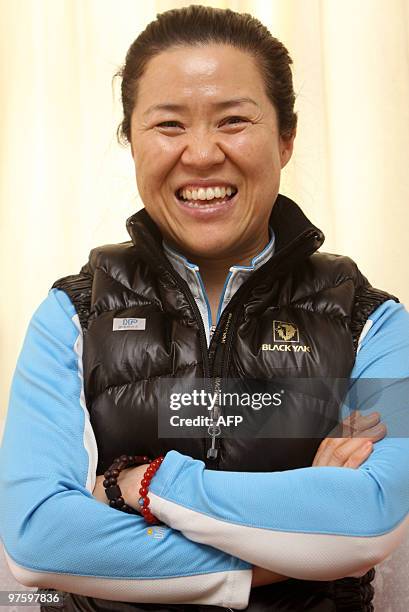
[1,0,409,423]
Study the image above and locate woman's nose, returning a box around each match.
[180,131,225,168]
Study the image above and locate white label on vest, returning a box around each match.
[112,318,146,331]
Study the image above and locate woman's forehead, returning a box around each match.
[144,43,257,74]
[135,45,267,113]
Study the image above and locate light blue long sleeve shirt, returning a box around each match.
[1,237,409,608]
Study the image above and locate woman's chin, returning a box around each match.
[173,233,236,261]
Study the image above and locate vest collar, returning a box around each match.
[161,229,276,343]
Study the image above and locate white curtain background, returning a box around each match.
[0,1,408,608]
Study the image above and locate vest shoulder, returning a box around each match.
[308,251,366,285]
[309,251,399,300]
[50,241,135,329]
[301,251,399,348]
[86,240,136,273]
[50,268,92,330]
[51,241,135,286]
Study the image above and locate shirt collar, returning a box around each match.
[163,228,275,344]
[163,227,275,279]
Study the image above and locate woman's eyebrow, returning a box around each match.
[143,97,259,118]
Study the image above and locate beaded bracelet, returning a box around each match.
[138,456,165,524]
[103,454,152,514]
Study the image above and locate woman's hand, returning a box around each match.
[251,409,387,587]
[312,409,387,468]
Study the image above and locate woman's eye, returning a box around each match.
[157,121,182,128]
[224,116,248,125]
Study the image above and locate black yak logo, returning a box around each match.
[273,321,299,342]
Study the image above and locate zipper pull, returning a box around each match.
[207,439,218,459]
[207,375,221,459]
[209,324,216,340]
[207,420,220,459]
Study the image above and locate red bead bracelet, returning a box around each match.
[138,456,164,524]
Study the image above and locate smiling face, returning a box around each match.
[130,44,295,263]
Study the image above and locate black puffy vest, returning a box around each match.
[50,194,397,612]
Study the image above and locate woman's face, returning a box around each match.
[130,44,295,261]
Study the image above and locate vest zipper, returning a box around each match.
[155,266,231,463]
[206,313,232,460]
[205,230,322,465]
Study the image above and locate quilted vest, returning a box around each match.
[50,194,397,612]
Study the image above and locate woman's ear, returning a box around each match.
[280,128,296,169]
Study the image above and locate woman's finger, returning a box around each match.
[312,423,386,467]
[353,422,387,443]
[313,437,366,467]
[312,437,337,466]
[322,437,373,467]
[328,410,379,438]
[312,411,387,467]
[312,435,350,466]
[343,442,373,468]
[342,411,381,437]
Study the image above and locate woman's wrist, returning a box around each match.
[93,455,165,524]
[92,463,149,511]
[118,464,147,512]
[92,474,108,504]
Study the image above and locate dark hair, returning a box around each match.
[114,4,297,145]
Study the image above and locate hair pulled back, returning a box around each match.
[115,4,297,145]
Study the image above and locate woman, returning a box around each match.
[1,5,408,611]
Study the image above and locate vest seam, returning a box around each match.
[278,276,359,308]
[99,362,202,392]
[277,301,351,321]
[96,266,163,309]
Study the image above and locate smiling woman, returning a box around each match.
[124,39,295,325]
[129,43,293,287]
[1,4,409,612]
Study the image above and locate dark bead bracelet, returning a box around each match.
[103,454,152,514]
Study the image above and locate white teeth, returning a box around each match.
[178,185,237,201]
[183,199,229,209]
